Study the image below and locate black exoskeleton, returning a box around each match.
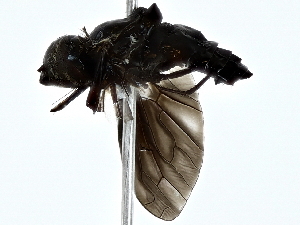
[38,3,252,113]
[38,4,252,221]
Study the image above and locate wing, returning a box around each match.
[135,73,204,220]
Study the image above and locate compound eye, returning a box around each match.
[67,55,84,71]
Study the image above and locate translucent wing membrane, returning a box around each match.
[38,3,252,221]
[133,73,204,220]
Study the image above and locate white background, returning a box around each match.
[1,0,300,224]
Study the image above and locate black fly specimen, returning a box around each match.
[38,4,252,221]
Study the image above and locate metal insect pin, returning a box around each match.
[38,3,252,221]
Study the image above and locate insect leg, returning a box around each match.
[50,87,88,112]
[160,68,193,80]
[154,73,211,95]
[110,84,123,119]
[184,74,211,94]
[86,51,108,113]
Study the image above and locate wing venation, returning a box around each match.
[134,73,204,220]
